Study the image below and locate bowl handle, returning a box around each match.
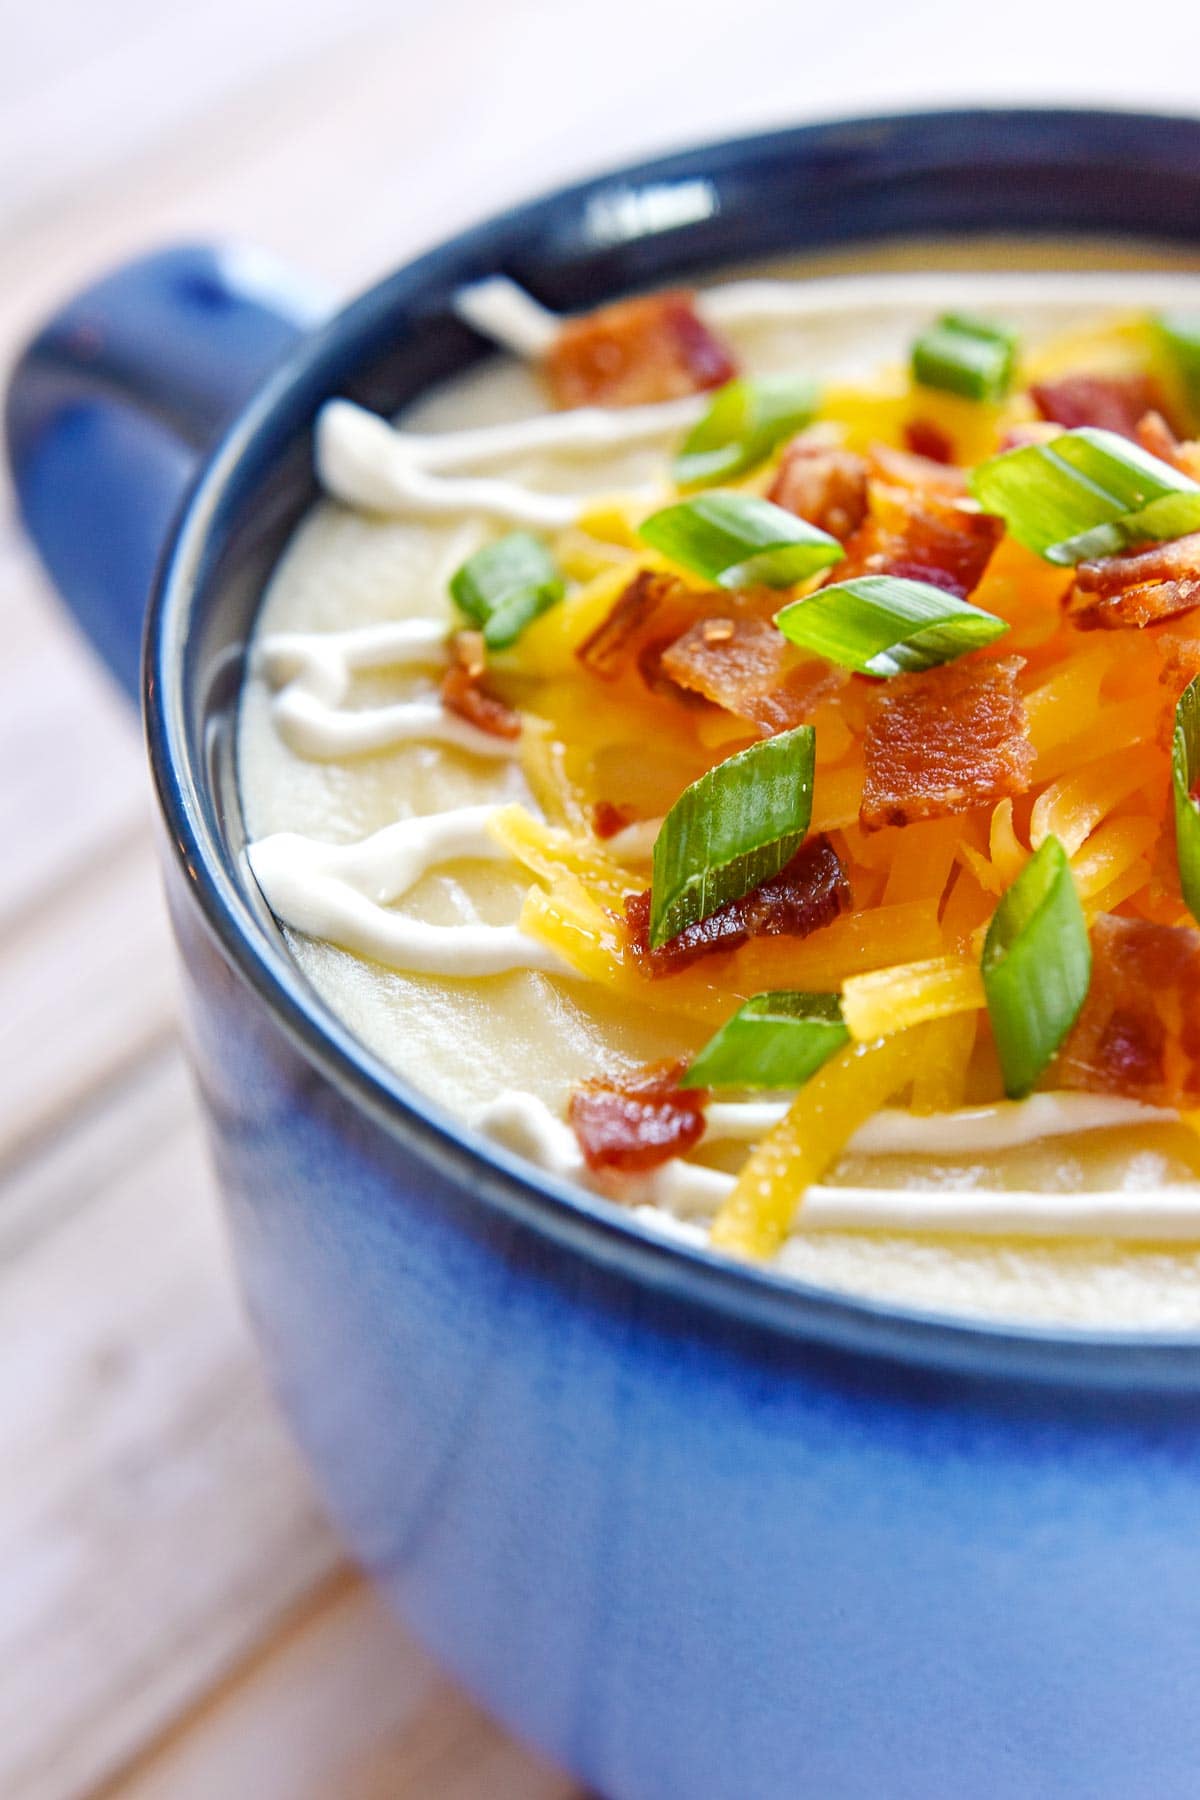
[4,244,329,699]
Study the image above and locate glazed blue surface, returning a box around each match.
[6,244,324,694]
[10,110,1200,1797]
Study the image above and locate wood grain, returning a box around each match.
[0,8,592,1788]
[110,1573,575,1800]
[0,1052,338,1800]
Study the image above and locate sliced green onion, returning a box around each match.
[673,375,819,488]
[774,573,1008,677]
[911,313,1018,402]
[1157,312,1200,416]
[681,991,848,1090]
[980,835,1092,1099]
[638,492,843,591]
[969,426,1200,564]
[650,726,815,949]
[1173,674,1200,925]
[449,532,565,649]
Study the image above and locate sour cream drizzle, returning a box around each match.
[478,1091,1200,1241]
[454,271,1200,357]
[254,617,521,761]
[707,1092,1173,1153]
[247,806,566,976]
[316,396,688,526]
[322,271,1200,527]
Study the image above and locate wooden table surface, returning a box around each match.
[4,5,1196,1794]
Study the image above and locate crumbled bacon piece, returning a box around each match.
[1074,578,1200,631]
[440,631,522,739]
[636,634,714,706]
[1030,373,1165,440]
[568,1058,708,1173]
[860,655,1034,831]
[768,439,869,540]
[659,615,844,734]
[1071,533,1200,630]
[1152,634,1200,750]
[592,800,637,840]
[1075,534,1200,597]
[576,570,682,679]
[623,835,851,975]
[1135,410,1193,472]
[997,421,1062,453]
[1053,915,1200,1109]
[832,488,1002,600]
[903,419,954,465]
[544,290,736,409]
[1159,631,1200,696]
[867,442,968,496]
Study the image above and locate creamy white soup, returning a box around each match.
[239,239,1200,1328]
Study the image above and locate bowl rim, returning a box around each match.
[145,104,1200,1387]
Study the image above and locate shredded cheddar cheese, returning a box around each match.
[486,307,1200,1256]
[711,1026,935,1260]
[841,955,986,1043]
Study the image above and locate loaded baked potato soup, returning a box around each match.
[239,242,1200,1327]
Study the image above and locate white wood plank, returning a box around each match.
[0,529,148,937]
[0,827,176,1169]
[0,0,403,238]
[5,0,1200,353]
[110,1574,581,1800]
[0,1050,343,1800]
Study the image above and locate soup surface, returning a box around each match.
[239,239,1200,1327]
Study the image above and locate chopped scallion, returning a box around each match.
[911,313,1018,402]
[969,426,1200,564]
[673,375,818,488]
[774,573,1008,677]
[449,532,565,649]
[649,726,815,949]
[980,835,1091,1099]
[1173,674,1200,925]
[681,991,848,1090]
[638,492,843,590]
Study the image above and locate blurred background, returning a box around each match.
[5,3,1200,1795]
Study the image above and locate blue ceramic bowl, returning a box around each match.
[10,110,1200,1799]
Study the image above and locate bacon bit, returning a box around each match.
[568,1058,708,1173]
[904,419,954,464]
[768,438,869,540]
[623,835,851,975]
[576,570,681,679]
[1074,577,1200,631]
[1030,373,1166,440]
[1053,915,1200,1109]
[867,442,968,496]
[440,631,522,739]
[997,421,1062,453]
[860,656,1034,831]
[636,634,713,706]
[592,800,637,840]
[832,487,1002,600]
[1159,631,1200,694]
[544,290,737,409]
[576,569,790,701]
[1134,410,1194,472]
[1152,632,1200,749]
[1071,532,1200,631]
[1076,534,1200,597]
[659,615,845,734]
